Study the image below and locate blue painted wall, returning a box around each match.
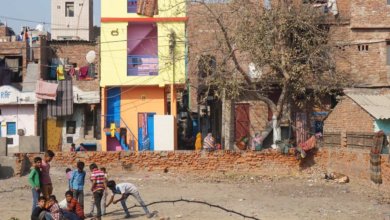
[106,87,121,127]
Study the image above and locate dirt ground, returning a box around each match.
[1,167,390,220]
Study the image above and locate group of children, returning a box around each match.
[29,150,154,220]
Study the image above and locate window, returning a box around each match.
[387,41,390,65]
[128,0,137,13]
[66,121,76,134]
[65,2,74,17]
[357,44,369,52]
[4,56,22,83]
[388,0,390,5]
[6,122,16,135]
[198,55,217,78]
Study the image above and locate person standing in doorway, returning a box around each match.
[41,150,55,199]
[203,129,215,151]
[195,132,202,150]
[70,143,76,152]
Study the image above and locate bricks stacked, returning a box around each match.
[137,0,158,17]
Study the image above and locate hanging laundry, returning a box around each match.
[79,66,89,80]
[371,132,384,185]
[35,80,58,100]
[68,67,75,77]
[88,64,95,78]
[47,79,73,117]
[57,65,65,80]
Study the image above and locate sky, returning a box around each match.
[0,0,101,33]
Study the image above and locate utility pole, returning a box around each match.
[169,30,177,149]
[169,30,177,117]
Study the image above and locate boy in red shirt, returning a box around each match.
[63,190,85,220]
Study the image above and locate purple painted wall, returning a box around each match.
[127,23,158,55]
[107,136,122,151]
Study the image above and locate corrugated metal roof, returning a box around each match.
[347,94,390,120]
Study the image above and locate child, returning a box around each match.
[41,150,55,199]
[29,156,42,212]
[31,196,51,220]
[85,165,107,218]
[63,190,85,220]
[106,180,154,219]
[100,167,108,215]
[89,163,106,220]
[47,195,64,220]
[70,161,86,208]
[66,168,72,190]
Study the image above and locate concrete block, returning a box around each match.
[0,138,6,156]
[19,136,41,153]
[0,156,15,178]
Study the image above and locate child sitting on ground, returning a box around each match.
[31,196,51,220]
[47,195,64,220]
[63,190,85,220]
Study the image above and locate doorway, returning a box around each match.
[138,113,155,151]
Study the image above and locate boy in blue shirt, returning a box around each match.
[70,161,86,208]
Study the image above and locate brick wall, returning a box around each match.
[0,41,28,78]
[14,147,390,190]
[47,41,99,76]
[351,0,390,28]
[324,97,374,133]
[15,150,300,174]
[314,147,390,191]
[0,26,7,37]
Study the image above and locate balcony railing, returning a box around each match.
[127,55,158,76]
[128,0,137,13]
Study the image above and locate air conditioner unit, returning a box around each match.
[18,129,25,136]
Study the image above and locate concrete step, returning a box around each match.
[0,156,15,178]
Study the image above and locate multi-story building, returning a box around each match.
[100,0,187,151]
[51,0,93,41]
[0,24,48,154]
[187,0,390,149]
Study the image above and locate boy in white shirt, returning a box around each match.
[106,180,154,218]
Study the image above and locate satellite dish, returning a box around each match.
[86,50,96,63]
[35,24,44,32]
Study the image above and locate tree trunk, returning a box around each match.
[221,90,234,150]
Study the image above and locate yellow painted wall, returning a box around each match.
[102,0,186,18]
[120,86,166,150]
[100,0,186,87]
[45,119,63,152]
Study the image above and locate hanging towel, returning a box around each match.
[47,79,73,117]
[35,80,58,100]
[79,66,89,79]
[57,65,65,80]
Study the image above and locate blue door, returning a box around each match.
[106,88,121,127]
[138,112,155,151]
[147,113,155,151]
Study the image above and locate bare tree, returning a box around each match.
[188,0,347,146]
